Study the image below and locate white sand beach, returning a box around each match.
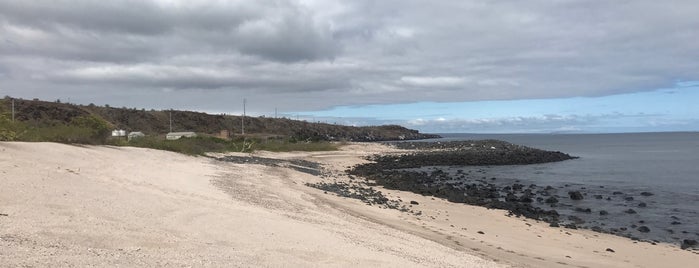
[1,142,697,267]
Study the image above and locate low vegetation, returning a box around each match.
[1,96,434,154]
[1,99,342,154]
[118,136,341,155]
[0,112,111,144]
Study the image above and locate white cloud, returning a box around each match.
[400,76,466,87]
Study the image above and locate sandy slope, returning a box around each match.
[0,142,496,267]
[1,142,697,267]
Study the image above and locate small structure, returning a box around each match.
[111,129,126,137]
[127,131,145,141]
[217,130,231,139]
[166,132,197,140]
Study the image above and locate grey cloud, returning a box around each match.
[1,0,698,113]
[302,113,687,134]
[0,0,338,63]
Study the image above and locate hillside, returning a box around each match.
[0,97,439,142]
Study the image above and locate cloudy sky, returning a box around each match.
[1,0,698,133]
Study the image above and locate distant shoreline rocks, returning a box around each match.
[346,140,697,250]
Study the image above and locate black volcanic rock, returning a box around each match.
[681,239,697,250]
[345,140,580,240]
[545,197,559,204]
[568,191,584,200]
[574,207,592,213]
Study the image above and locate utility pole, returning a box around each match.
[11,98,15,122]
[241,98,246,135]
[169,110,172,133]
[274,107,277,119]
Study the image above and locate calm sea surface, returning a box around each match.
[425,132,699,243]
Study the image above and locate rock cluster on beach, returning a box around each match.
[347,141,575,223]
[344,140,698,250]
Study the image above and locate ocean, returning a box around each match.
[426,132,699,244]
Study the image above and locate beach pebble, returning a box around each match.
[637,226,651,233]
[574,207,592,213]
[564,224,577,229]
[625,209,637,214]
[638,202,647,208]
[545,197,559,204]
[599,210,609,216]
[681,239,697,249]
[640,192,654,196]
[606,248,615,253]
[410,200,419,205]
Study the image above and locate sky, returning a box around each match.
[1,0,698,133]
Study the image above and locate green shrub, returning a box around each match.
[0,114,20,141]
[0,114,111,144]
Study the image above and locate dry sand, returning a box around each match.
[1,142,697,267]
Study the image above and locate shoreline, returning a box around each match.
[2,141,697,267]
[355,140,699,248]
[226,142,699,267]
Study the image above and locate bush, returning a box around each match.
[0,114,111,144]
[0,114,20,141]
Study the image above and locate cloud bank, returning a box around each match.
[1,0,698,116]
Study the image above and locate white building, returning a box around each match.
[111,129,126,137]
[127,131,145,141]
[166,132,197,140]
